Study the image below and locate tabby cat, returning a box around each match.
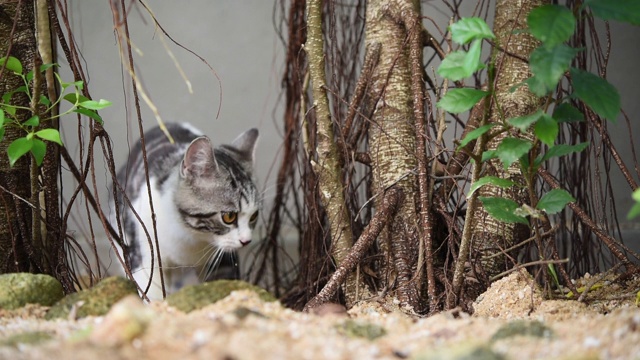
[111,123,260,300]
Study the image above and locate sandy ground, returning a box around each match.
[1,269,639,360]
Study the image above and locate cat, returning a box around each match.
[110,122,260,300]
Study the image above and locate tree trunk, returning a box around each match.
[471,0,547,281]
[0,0,37,273]
[365,0,422,312]
[306,0,364,306]
[0,0,65,289]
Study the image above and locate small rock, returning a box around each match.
[89,295,155,347]
[414,342,504,360]
[45,276,138,320]
[165,280,276,313]
[233,306,267,320]
[473,269,543,319]
[311,302,347,317]
[0,331,53,348]
[490,320,553,342]
[0,273,64,310]
[335,319,387,340]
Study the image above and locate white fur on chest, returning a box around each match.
[131,174,212,268]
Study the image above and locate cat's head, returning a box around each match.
[174,128,260,250]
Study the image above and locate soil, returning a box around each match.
[1,269,639,360]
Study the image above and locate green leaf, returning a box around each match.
[508,109,543,132]
[541,142,589,162]
[7,137,33,167]
[458,124,496,149]
[0,109,4,128]
[628,189,640,219]
[529,44,579,92]
[437,88,489,114]
[0,127,4,143]
[479,197,529,225]
[39,95,51,106]
[495,137,532,169]
[548,264,561,289]
[35,128,63,146]
[63,93,90,104]
[523,76,549,97]
[536,189,575,214]
[78,98,112,110]
[585,0,640,26]
[481,149,498,162]
[570,68,620,121]
[552,103,584,123]
[73,108,104,124]
[468,176,517,197]
[30,138,46,166]
[2,91,14,104]
[437,41,484,81]
[450,17,495,44]
[40,63,56,72]
[0,56,23,74]
[22,115,40,127]
[464,40,484,75]
[534,114,558,146]
[2,105,16,117]
[527,5,576,46]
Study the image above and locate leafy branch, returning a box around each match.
[0,56,111,167]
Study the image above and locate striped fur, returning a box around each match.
[111,123,259,300]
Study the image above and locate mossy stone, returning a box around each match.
[0,331,53,348]
[491,320,554,342]
[335,319,387,340]
[45,276,138,320]
[165,280,276,313]
[414,342,504,360]
[0,273,64,310]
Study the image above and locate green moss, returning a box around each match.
[45,276,138,320]
[0,331,52,348]
[0,273,64,310]
[413,342,504,360]
[165,280,276,313]
[491,320,554,342]
[335,319,387,341]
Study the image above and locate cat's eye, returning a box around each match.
[250,211,259,223]
[221,212,237,225]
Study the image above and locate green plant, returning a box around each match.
[436,3,631,226]
[0,56,111,166]
[628,189,640,220]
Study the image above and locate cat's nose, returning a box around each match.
[240,239,252,246]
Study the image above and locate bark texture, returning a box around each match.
[365,0,422,312]
[471,0,547,280]
[306,0,363,306]
[0,0,37,274]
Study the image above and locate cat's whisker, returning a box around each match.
[258,183,278,200]
[203,247,225,281]
[196,245,219,279]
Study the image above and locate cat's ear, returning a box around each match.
[181,136,217,179]
[228,128,259,170]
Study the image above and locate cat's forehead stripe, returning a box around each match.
[178,208,217,219]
